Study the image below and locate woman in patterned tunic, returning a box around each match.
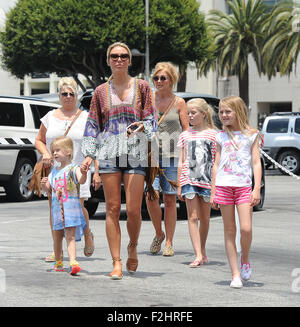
[82,42,157,279]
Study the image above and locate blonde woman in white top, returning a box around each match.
[35,77,99,261]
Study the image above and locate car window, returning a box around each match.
[31,104,57,128]
[0,102,24,127]
[295,118,300,134]
[266,119,289,133]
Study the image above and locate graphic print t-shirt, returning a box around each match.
[177,128,217,189]
[215,130,259,187]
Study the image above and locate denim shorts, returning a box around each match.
[181,184,211,202]
[152,158,178,195]
[99,156,146,176]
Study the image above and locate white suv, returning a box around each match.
[262,112,300,175]
[0,96,59,201]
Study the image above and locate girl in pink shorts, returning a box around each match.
[210,96,262,289]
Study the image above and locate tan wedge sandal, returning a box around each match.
[126,241,138,274]
[84,229,94,257]
[109,257,123,280]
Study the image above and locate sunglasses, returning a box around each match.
[153,75,167,82]
[110,53,130,61]
[61,92,75,97]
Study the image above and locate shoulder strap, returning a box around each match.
[64,110,82,136]
[157,96,177,126]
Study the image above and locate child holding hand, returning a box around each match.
[41,136,89,275]
[210,96,262,288]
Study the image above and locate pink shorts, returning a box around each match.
[214,186,252,205]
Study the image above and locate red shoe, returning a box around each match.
[69,260,81,275]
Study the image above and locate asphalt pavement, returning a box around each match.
[0,170,299,316]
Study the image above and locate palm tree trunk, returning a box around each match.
[238,64,249,107]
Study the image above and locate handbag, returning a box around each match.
[29,109,81,197]
[142,92,179,200]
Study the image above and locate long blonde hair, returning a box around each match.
[219,96,256,149]
[187,98,216,130]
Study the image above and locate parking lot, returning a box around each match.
[0,169,299,313]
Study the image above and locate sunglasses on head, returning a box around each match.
[61,92,75,97]
[110,53,130,60]
[153,75,167,82]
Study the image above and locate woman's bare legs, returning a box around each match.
[80,198,94,256]
[101,172,122,275]
[123,173,145,264]
[146,193,177,246]
[146,193,165,240]
[163,194,177,247]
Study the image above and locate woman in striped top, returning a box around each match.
[177,98,217,268]
[81,42,157,280]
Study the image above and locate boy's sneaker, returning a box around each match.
[54,260,64,272]
[240,263,252,281]
[230,276,243,289]
[69,260,81,275]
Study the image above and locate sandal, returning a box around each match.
[53,260,64,272]
[150,232,165,255]
[45,251,63,262]
[126,241,138,274]
[84,230,94,257]
[110,257,123,280]
[189,259,203,268]
[202,256,208,264]
[163,245,174,256]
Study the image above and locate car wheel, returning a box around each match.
[278,150,300,175]
[84,200,99,218]
[5,157,34,201]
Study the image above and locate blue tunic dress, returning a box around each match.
[48,164,86,241]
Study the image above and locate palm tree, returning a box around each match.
[262,0,300,79]
[198,0,269,106]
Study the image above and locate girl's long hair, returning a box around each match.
[219,96,256,149]
[187,98,217,130]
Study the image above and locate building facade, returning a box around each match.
[186,0,300,128]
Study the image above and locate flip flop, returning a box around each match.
[189,259,203,268]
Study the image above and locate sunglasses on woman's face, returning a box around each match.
[153,75,167,82]
[61,92,75,97]
[110,53,130,61]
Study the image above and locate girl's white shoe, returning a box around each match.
[230,276,243,289]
